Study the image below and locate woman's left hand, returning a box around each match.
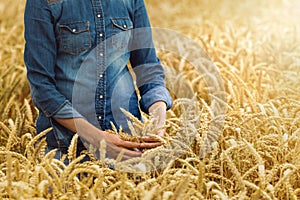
[148,101,167,137]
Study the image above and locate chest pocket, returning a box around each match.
[59,22,91,55]
[111,18,133,51]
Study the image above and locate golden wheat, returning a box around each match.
[1,0,300,199]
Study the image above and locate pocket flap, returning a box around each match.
[59,22,90,34]
[111,18,133,31]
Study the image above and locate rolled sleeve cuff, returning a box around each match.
[140,86,173,114]
[52,100,84,119]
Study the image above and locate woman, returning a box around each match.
[24,0,172,161]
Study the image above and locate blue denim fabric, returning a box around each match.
[24,0,172,153]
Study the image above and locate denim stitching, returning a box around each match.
[59,22,91,55]
[111,18,133,50]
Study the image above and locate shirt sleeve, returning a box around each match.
[129,0,173,114]
[24,0,77,118]
[52,101,84,119]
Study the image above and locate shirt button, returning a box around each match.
[99,95,103,99]
[99,74,103,78]
[123,25,127,28]
[99,33,103,37]
[97,14,101,18]
[72,29,76,32]
[99,53,103,57]
[98,116,102,120]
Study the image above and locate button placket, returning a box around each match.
[92,0,106,127]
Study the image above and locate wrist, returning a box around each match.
[148,101,167,114]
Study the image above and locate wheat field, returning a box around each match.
[0,0,300,199]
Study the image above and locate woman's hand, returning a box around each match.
[148,101,167,137]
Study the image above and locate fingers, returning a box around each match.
[107,140,161,160]
[102,131,163,160]
[106,143,142,160]
[140,141,162,149]
[141,129,166,142]
[156,129,165,137]
[141,136,161,143]
[118,140,162,149]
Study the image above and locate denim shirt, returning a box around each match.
[24,0,172,152]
